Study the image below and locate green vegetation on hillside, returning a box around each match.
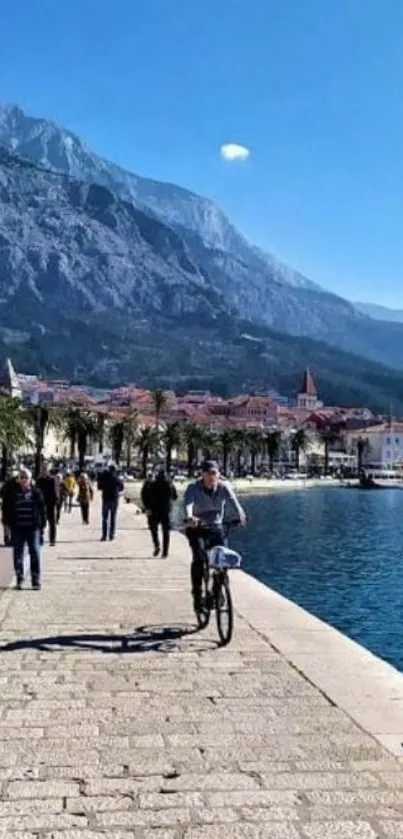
[3,310,403,414]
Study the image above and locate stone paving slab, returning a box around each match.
[0,496,403,837]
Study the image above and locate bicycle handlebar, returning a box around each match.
[182,518,242,529]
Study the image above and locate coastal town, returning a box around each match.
[1,357,401,477]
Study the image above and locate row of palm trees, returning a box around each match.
[0,389,369,479]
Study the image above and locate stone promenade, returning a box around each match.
[1,495,403,838]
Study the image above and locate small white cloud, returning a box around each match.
[220,142,250,162]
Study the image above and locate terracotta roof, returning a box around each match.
[299,368,317,396]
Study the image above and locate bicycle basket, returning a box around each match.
[208,546,242,569]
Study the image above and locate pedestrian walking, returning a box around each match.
[62,471,76,513]
[36,462,59,546]
[140,471,154,531]
[0,469,19,545]
[146,469,177,558]
[77,472,94,525]
[55,472,63,523]
[2,467,46,590]
[98,463,124,541]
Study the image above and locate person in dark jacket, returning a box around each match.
[36,463,59,546]
[146,469,177,558]
[98,463,124,541]
[2,466,46,590]
[1,469,19,545]
[140,472,154,529]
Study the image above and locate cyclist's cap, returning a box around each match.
[201,459,219,474]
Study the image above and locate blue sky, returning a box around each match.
[2,0,403,306]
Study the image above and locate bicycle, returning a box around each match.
[192,520,242,647]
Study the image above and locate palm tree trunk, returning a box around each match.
[113,428,124,466]
[324,441,329,475]
[97,416,105,454]
[166,444,173,475]
[251,450,256,476]
[236,449,242,477]
[126,441,132,470]
[223,445,229,476]
[35,442,43,480]
[69,433,76,461]
[187,443,195,477]
[141,446,149,479]
[34,425,45,478]
[1,445,8,482]
[78,431,87,471]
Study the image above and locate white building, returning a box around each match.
[347,424,403,472]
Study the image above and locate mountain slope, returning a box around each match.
[354,300,403,323]
[0,146,227,322]
[2,144,403,412]
[4,103,403,371]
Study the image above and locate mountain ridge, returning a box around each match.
[2,103,403,411]
[1,142,403,412]
[354,300,403,324]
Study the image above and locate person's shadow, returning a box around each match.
[0,623,218,654]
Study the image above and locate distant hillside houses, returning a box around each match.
[2,359,381,435]
[0,358,392,471]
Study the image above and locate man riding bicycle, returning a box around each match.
[184,460,246,613]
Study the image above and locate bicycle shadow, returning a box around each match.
[0,623,219,654]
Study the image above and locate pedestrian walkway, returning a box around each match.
[1,495,403,837]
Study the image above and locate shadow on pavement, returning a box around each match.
[58,555,158,561]
[0,623,218,654]
[56,539,102,544]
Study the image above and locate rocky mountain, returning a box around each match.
[354,300,403,324]
[2,144,403,412]
[3,103,403,372]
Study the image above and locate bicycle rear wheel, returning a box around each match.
[196,562,211,630]
[215,572,233,646]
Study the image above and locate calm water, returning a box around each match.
[231,488,403,671]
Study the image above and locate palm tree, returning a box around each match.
[356,435,370,473]
[0,397,30,480]
[183,423,207,477]
[317,425,340,475]
[218,428,236,477]
[232,428,248,477]
[25,404,63,477]
[291,428,308,473]
[266,429,282,474]
[65,408,99,470]
[151,388,168,429]
[96,412,106,454]
[247,429,264,476]
[137,426,160,478]
[122,410,138,470]
[201,428,219,461]
[163,422,183,474]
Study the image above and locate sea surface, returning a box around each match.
[231,487,403,671]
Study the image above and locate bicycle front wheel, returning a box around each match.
[215,573,233,646]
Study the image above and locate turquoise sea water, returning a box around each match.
[231,487,403,671]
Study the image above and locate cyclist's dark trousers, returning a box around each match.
[149,512,170,556]
[186,526,225,607]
